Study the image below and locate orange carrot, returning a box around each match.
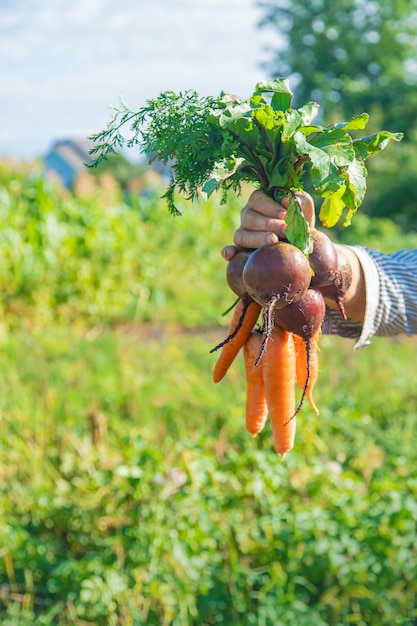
[262,326,297,458]
[293,331,320,416]
[243,331,268,436]
[212,299,261,383]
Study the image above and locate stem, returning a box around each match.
[268,185,290,201]
[227,129,270,189]
[293,154,309,177]
[252,117,275,155]
[221,296,240,317]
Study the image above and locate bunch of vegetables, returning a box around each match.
[90,78,402,456]
[211,237,350,457]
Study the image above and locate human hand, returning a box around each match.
[221,190,316,261]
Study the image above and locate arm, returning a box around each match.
[222,190,366,322]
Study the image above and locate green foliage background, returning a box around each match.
[0,162,417,625]
[257,0,417,230]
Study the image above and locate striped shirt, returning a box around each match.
[322,245,417,349]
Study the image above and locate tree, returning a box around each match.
[258,0,417,130]
[257,0,417,227]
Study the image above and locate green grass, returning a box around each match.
[1,325,417,625]
[1,164,417,625]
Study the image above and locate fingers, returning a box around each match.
[246,189,315,225]
[222,189,316,262]
[221,244,240,261]
[242,206,286,233]
[247,189,284,217]
[221,191,284,254]
[239,191,287,244]
[233,228,278,249]
[221,237,277,261]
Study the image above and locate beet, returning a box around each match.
[210,248,259,355]
[316,248,352,320]
[242,242,311,309]
[242,242,312,366]
[274,288,326,340]
[226,248,253,301]
[275,288,326,418]
[309,229,338,288]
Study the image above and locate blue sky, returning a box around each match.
[1,0,277,160]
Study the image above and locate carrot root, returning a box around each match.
[243,331,268,436]
[262,326,297,457]
[293,332,320,416]
[212,299,261,383]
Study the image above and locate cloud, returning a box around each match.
[0,0,277,158]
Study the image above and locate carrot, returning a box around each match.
[293,331,320,416]
[262,325,297,459]
[212,299,261,383]
[243,331,268,436]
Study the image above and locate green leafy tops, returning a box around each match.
[90,78,403,253]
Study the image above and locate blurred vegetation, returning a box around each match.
[0,162,417,625]
[87,152,150,196]
[0,160,240,330]
[257,0,417,229]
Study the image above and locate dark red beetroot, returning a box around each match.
[275,287,326,340]
[210,248,261,354]
[242,242,312,365]
[243,242,311,309]
[275,288,326,418]
[309,229,339,288]
[226,248,253,300]
[316,248,352,320]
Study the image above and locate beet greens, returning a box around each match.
[90,78,402,254]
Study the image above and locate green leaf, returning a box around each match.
[253,104,277,131]
[285,194,312,254]
[213,101,253,128]
[254,78,293,111]
[267,158,296,191]
[316,158,368,228]
[201,156,245,200]
[297,102,320,126]
[200,178,220,200]
[345,158,368,208]
[282,110,303,140]
[309,129,355,167]
[319,185,347,228]
[330,113,369,131]
[340,184,357,226]
[312,169,345,197]
[293,131,333,180]
[353,130,403,160]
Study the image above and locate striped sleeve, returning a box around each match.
[321,245,417,349]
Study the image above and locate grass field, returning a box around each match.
[1,163,417,625]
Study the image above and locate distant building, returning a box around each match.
[44,138,95,188]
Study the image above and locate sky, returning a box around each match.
[1,0,278,161]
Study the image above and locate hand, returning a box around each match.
[221,190,316,261]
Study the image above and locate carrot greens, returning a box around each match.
[90,77,402,253]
